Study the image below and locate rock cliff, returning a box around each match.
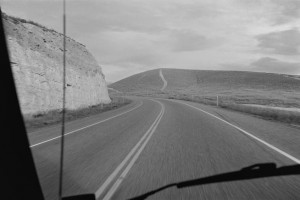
[2,14,111,116]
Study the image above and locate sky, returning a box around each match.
[1,0,300,82]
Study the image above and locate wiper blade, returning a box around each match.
[129,163,300,200]
[177,163,298,188]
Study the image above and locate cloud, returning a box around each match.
[67,0,169,34]
[2,0,300,81]
[82,30,169,68]
[271,0,300,25]
[164,30,221,52]
[256,28,300,55]
[250,57,300,74]
[236,0,300,25]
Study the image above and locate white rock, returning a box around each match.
[4,15,111,116]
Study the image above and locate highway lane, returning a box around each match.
[28,98,143,146]
[30,98,162,199]
[28,97,300,200]
[104,99,300,199]
[175,99,300,160]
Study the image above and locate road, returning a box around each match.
[28,97,300,200]
[159,69,167,91]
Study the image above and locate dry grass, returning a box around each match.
[2,12,56,33]
[2,12,85,46]
[164,92,300,125]
[124,89,300,125]
[24,96,131,131]
[220,103,300,124]
[110,68,300,125]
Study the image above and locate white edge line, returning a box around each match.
[30,101,143,148]
[168,99,300,164]
[103,101,164,200]
[95,100,164,199]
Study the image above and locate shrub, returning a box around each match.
[24,97,131,130]
[220,103,300,124]
[164,92,300,125]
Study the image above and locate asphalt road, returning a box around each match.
[29,97,300,200]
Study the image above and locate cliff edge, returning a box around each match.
[2,13,111,116]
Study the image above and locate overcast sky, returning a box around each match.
[1,0,300,82]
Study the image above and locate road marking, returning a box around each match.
[30,101,143,148]
[103,100,164,200]
[159,69,167,91]
[171,100,300,165]
[96,100,165,199]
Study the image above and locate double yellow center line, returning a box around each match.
[95,99,165,200]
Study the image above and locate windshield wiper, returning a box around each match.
[129,163,300,200]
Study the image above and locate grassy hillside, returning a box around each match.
[111,69,164,93]
[111,68,300,106]
[111,68,300,124]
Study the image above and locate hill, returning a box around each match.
[2,13,111,116]
[111,68,300,108]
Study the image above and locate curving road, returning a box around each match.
[28,97,300,200]
[159,69,167,91]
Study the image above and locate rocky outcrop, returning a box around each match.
[3,14,111,115]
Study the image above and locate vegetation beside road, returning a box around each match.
[24,96,131,131]
[110,68,300,125]
[165,93,300,125]
[220,103,300,125]
[124,90,300,125]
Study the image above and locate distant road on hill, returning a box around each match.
[159,69,168,91]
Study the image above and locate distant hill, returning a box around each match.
[111,68,300,107]
[111,69,164,93]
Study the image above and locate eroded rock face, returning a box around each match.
[3,14,111,115]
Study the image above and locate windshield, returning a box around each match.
[1,0,300,200]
